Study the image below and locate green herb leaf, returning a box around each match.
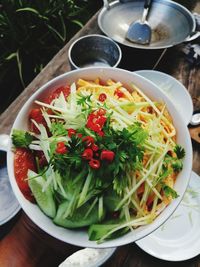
[12,129,33,148]
[174,145,185,159]
[162,185,179,199]
[50,122,67,136]
[77,94,92,108]
[154,168,172,186]
[172,159,183,172]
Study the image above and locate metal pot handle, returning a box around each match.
[0,134,9,152]
[184,31,200,42]
[184,13,200,42]
[103,0,133,10]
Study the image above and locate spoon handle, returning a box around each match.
[144,0,152,9]
[142,0,152,23]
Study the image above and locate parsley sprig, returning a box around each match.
[12,129,34,148]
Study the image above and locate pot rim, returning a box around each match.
[98,0,196,50]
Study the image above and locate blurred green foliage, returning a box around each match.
[0,0,101,113]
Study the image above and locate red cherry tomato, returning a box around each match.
[82,148,93,160]
[98,93,107,102]
[100,150,115,162]
[89,159,100,169]
[45,85,70,104]
[14,148,36,202]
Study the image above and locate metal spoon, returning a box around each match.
[126,0,152,44]
[190,113,200,126]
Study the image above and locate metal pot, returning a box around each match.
[98,0,200,49]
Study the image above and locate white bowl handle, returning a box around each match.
[0,134,10,152]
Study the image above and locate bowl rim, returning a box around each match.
[134,69,194,125]
[7,67,193,247]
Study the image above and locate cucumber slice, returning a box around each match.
[54,201,99,228]
[28,170,56,218]
[104,190,121,212]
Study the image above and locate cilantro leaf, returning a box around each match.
[154,168,172,186]
[172,159,183,172]
[77,94,92,108]
[12,129,33,148]
[162,184,179,199]
[174,145,185,159]
[50,122,67,136]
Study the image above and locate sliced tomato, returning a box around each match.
[29,108,47,134]
[45,85,70,104]
[29,85,70,133]
[14,148,36,202]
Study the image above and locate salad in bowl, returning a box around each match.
[8,67,192,248]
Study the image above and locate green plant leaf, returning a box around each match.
[16,50,25,88]
[16,8,49,20]
[5,52,17,61]
[47,24,65,43]
[71,19,83,28]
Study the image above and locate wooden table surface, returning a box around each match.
[1,1,200,266]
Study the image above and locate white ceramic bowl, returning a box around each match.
[7,67,193,248]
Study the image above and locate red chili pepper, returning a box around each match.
[68,128,76,138]
[98,131,104,137]
[97,108,106,116]
[96,116,107,125]
[77,133,83,138]
[98,93,107,102]
[82,148,93,160]
[115,89,124,98]
[56,142,67,154]
[86,110,107,136]
[86,122,101,133]
[91,144,99,152]
[82,136,95,147]
[100,150,115,162]
[89,159,100,169]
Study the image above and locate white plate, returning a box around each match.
[0,165,21,225]
[136,171,200,261]
[134,70,193,126]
